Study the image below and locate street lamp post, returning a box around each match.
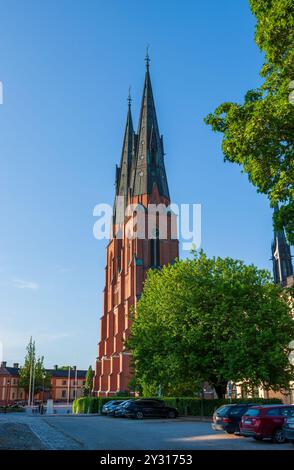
[42,372,46,404]
[5,379,10,413]
[67,366,71,405]
[31,359,36,408]
[28,356,33,407]
[74,366,78,401]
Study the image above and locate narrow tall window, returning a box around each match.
[151,229,160,267]
[111,257,115,281]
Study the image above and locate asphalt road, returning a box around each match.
[1,413,294,450]
[40,415,294,450]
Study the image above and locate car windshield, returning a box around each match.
[123,401,134,407]
[229,407,247,416]
[216,406,232,417]
[245,408,261,417]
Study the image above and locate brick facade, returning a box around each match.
[94,61,179,396]
[0,362,88,404]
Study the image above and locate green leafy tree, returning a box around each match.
[127,252,294,398]
[19,337,51,396]
[204,0,294,243]
[83,365,94,397]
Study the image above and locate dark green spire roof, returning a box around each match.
[113,101,135,231]
[271,205,293,286]
[117,102,134,197]
[130,64,170,200]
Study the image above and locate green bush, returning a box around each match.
[72,396,283,416]
[0,405,25,413]
[162,397,283,417]
[72,397,129,414]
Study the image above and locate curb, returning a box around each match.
[44,413,211,421]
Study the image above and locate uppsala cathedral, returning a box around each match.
[94,57,179,396]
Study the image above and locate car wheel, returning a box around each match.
[225,429,234,434]
[272,428,286,444]
[136,411,144,420]
[167,410,176,419]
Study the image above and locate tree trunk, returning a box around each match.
[214,383,227,399]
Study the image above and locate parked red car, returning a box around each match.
[240,405,294,443]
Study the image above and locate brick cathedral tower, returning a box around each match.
[94,56,179,396]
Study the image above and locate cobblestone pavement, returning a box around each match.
[1,413,294,450]
[0,422,46,450]
[0,413,83,450]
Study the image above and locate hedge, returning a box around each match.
[72,396,282,416]
[0,405,25,413]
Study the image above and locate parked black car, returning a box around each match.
[116,399,178,419]
[212,404,259,434]
[101,400,126,415]
[114,400,133,417]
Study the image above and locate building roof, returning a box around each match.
[0,365,89,379]
[46,369,88,379]
[0,366,19,376]
[271,206,293,287]
[113,57,170,221]
[131,63,170,200]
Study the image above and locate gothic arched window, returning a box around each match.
[151,228,160,267]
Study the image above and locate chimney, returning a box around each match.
[1,361,7,368]
[13,363,19,369]
[54,365,58,370]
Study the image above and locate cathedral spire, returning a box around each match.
[113,95,135,232]
[131,56,170,201]
[271,205,293,287]
[117,94,134,197]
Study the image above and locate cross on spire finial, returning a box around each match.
[145,44,150,69]
[127,86,132,108]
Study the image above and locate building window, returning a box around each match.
[62,380,67,386]
[151,229,160,267]
[127,241,132,266]
[110,256,115,281]
[61,390,67,398]
[114,287,119,306]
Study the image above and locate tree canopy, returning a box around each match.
[19,337,51,395]
[204,0,294,243]
[83,365,94,397]
[127,253,294,398]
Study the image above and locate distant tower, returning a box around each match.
[94,57,179,396]
[271,206,293,287]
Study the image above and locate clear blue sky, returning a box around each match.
[0,0,276,369]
